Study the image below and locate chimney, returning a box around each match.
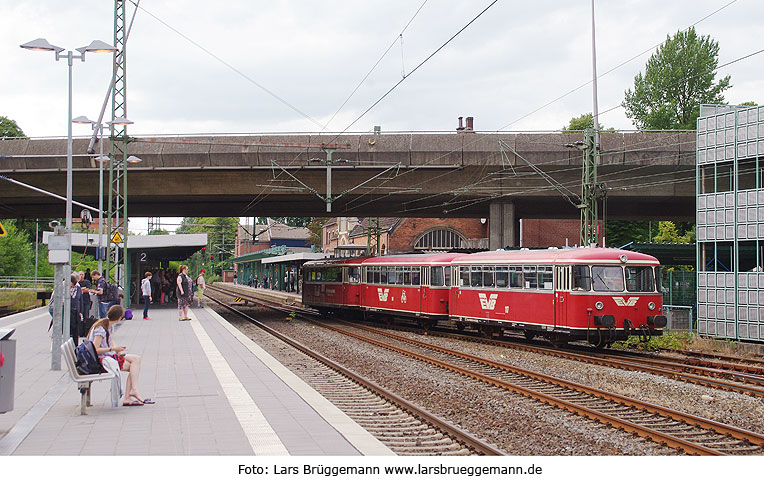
[456,116,465,132]
[465,116,474,132]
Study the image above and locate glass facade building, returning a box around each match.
[697,104,764,341]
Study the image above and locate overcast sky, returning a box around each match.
[1,1,762,233]
[1,0,761,139]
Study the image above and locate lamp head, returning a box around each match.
[108,116,133,126]
[126,155,142,164]
[77,40,118,55]
[20,38,63,54]
[72,116,96,125]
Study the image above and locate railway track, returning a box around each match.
[206,293,506,456]
[309,317,764,455]
[208,285,764,454]
[209,283,764,398]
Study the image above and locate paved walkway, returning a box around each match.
[0,302,393,456]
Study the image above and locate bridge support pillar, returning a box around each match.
[489,200,518,249]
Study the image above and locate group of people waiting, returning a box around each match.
[244,269,299,293]
[140,265,205,321]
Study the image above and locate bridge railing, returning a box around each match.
[0,276,55,289]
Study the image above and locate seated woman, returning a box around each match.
[86,304,153,406]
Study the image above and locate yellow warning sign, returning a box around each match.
[234,297,244,303]
[111,231,124,244]
[0,221,6,237]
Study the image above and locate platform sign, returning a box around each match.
[0,221,6,237]
[111,231,124,244]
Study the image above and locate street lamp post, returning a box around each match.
[73,116,133,273]
[21,38,117,370]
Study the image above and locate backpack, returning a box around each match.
[104,282,120,303]
[80,317,97,337]
[124,309,133,320]
[75,339,104,375]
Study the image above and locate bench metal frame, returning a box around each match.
[61,339,117,415]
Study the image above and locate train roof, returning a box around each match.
[302,256,368,267]
[450,247,660,265]
[361,253,468,265]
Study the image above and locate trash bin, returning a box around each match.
[0,328,16,413]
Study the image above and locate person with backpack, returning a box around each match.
[195,269,206,308]
[86,304,153,406]
[91,270,118,319]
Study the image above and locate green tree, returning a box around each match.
[307,217,329,247]
[562,113,614,132]
[0,220,34,276]
[177,217,238,278]
[0,116,26,139]
[623,27,730,130]
[652,221,693,244]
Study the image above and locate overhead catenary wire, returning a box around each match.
[326,0,500,146]
[320,0,429,134]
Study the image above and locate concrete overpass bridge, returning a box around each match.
[0,131,695,246]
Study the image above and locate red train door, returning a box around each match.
[554,265,570,327]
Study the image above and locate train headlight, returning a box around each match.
[648,302,656,311]
[595,301,604,310]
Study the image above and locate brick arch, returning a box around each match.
[412,227,467,251]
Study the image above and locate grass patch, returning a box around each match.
[0,289,42,312]
[611,331,695,352]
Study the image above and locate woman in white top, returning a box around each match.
[87,304,152,406]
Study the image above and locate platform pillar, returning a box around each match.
[489,200,518,250]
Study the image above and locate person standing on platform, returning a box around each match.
[141,271,153,320]
[195,269,206,308]
[91,270,111,319]
[69,272,83,344]
[78,271,92,320]
[176,265,192,321]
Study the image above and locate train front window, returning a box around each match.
[572,265,591,291]
[625,266,655,292]
[592,266,625,292]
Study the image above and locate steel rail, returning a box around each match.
[306,318,731,456]
[205,292,506,456]
[210,285,764,399]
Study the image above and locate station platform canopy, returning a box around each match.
[43,232,208,261]
[261,252,329,264]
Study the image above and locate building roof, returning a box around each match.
[239,220,309,242]
[348,217,401,238]
[42,232,208,261]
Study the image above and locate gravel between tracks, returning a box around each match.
[215,304,693,455]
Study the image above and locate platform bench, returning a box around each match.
[61,338,116,415]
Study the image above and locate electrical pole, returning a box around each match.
[107,0,130,304]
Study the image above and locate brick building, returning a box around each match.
[521,219,604,248]
[323,217,488,255]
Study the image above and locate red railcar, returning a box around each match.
[360,253,466,323]
[301,257,365,314]
[302,248,666,347]
[450,248,665,345]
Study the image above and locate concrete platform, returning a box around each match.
[0,302,393,456]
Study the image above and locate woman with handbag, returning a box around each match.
[176,264,192,321]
